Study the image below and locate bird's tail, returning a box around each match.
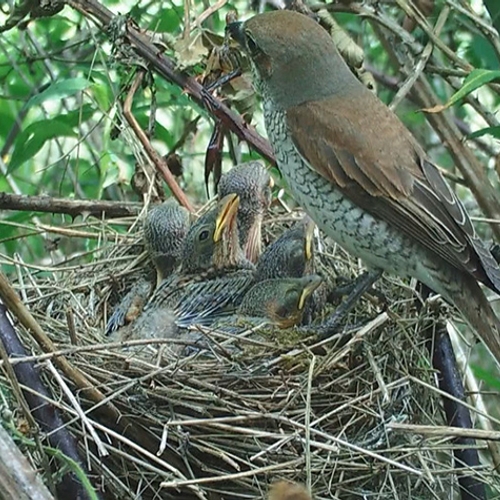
[444,273,500,365]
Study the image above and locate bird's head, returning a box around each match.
[218,161,273,263]
[144,200,191,284]
[182,194,242,274]
[272,274,322,328]
[227,10,357,109]
[255,216,316,281]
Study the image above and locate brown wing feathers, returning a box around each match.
[287,96,500,292]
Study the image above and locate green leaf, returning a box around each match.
[8,119,77,172]
[154,7,183,32]
[468,126,500,139]
[450,69,500,104]
[424,69,500,113]
[7,106,96,173]
[154,122,175,148]
[484,0,500,35]
[472,364,500,391]
[90,81,112,111]
[56,104,96,127]
[26,77,90,109]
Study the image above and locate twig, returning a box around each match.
[387,422,500,442]
[305,354,315,493]
[0,192,142,218]
[122,71,194,212]
[161,459,303,488]
[45,361,108,457]
[389,4,449,111]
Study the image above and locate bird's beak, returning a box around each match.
[304,217,316,261]
[244,217,262,263]
[214,193,240,242]
[298,275,322,311]
[226,21,245,47]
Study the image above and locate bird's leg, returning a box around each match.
[317,269,383,338]
[205,69,242,93]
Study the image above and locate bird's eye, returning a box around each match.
[199,229,210,241]
[245,32,260,56]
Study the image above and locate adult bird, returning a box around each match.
[105,200,190,335]
[217,161,273,263]
[228,10,500,362]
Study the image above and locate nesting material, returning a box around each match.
[2,203,499,500]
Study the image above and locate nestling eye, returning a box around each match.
[199,229,210,241]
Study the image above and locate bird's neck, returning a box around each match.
[263,50,364,110]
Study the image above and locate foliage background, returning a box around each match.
[1,0,499,275]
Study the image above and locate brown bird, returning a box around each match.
[105,200,190,335]
[255,216,316,281]
[238,275,322,328]
[268,481,312,500]
[217,161,273,263]
[229,10,500,362]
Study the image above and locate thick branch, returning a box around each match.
[0,304,89,499]
[0,425,54,500]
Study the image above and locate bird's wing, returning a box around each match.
[286,96,500,291]
[174,273,254,327]
[105,279,151,335]
[145,274,181,309]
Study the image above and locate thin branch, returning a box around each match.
[0,192,143,218]
[122,71,194,212]
[66,0,276,165]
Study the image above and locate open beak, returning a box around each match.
[304,216,316,261]
[214,193,240,243]
[298,275,322,311]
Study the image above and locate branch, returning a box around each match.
[66,0,276,165]
[122,71,194,212]
[0,425,55,500]
[0,303,90,499]
[0,192,143,218]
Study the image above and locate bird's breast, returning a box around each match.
[263,103,430,282]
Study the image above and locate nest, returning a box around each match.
[2,203,499,500]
